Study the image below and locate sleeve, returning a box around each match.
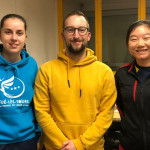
[31,60,41,142]
[33,66,68,149]
[73,68,117,149]
[115,72,124,117]
[31,100,41,142]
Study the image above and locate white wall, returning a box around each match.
[0,0,58,67]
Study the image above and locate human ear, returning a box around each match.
[61,32,65,40]
[87,32,91,41]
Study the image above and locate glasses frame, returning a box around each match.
[64,27,89,36]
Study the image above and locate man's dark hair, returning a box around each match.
[63,10,90,31]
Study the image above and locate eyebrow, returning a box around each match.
[130,33,150,37]
[143,33,150,36]
[4,28,24,32]
[65,26,88,28]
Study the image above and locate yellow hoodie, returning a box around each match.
[34,48,117,150]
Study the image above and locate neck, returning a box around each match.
[136,59,150,67]
[66,49,87,62]
[1,51,21,63]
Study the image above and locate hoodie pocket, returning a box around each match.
[56,122,91,139]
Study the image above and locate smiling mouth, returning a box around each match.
[136,49,148,52]
[72,41,82,46]
[9,43,18,48]
[72,40,82,43]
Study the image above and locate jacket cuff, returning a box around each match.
[73,138,85,150]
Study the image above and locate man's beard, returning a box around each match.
[67,43,86,54]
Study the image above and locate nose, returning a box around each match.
[11,33,17,41]
[137,38,145,47]
[73,29,80,38]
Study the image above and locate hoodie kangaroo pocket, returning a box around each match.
[56,122,91,139]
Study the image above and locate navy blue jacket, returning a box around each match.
[115,61,150,150]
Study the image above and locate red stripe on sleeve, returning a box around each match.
[133,80,137,101]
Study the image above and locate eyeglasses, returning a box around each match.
[64,27,89,35]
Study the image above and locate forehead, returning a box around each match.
[65,15,88,27]
[2,18,25,30]
[130,25,150,35]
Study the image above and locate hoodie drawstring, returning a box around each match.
[59,48,97,98]
[5,65,19,77]
[67,62,82,98]
[67,62,71,88]
[79,66,82,98]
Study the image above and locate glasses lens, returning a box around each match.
[66,27,74,34]
[78,27,88,35]
[64,27,88,35]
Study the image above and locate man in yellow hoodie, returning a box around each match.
[34,11,117,150]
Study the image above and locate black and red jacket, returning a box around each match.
[115,61,150,150]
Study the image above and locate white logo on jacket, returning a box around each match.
[0,76,25,98]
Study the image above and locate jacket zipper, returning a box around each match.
[129,65,148,149]
[140,84,147,150]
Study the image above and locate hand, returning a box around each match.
[37,136,44,150]
[61,140,76,150]
[37,142,44,150]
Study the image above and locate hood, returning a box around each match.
[0,44,30,77]
[57,48,97,97]
[57,48,97,66]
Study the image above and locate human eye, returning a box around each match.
[66,27,74,33]
[17,31,24,36]
[4,30,11,35]
[144,35,150,41]
[79,27,87,33]
[130,36,138,42]
[131,38,137,42]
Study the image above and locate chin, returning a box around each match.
[137,57,150,60]
[9,50,21,53]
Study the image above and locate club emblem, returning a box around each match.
[0,76,25,98]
